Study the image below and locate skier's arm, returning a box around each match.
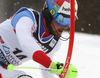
[11,9,52,68]
[16,17,52,68]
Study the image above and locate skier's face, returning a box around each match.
[50,19,69,38]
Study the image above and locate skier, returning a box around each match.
[0,0,78,78]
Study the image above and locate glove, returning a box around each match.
[49,62,63,75]
[65,64,78,78]
[49,62,78,78]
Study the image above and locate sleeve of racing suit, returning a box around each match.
[12,9,52,68]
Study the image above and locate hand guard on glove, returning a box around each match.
[49,62,78,78]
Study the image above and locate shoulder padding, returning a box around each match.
[11,7,35,28]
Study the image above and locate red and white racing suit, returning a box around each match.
[0,7,61,78]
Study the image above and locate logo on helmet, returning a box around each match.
[58,1,70,15]
[62,7,70,12]
[50,9,56,15]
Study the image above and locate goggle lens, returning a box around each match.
[55,14,70,27]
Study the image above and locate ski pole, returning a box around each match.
[7,64,58,72]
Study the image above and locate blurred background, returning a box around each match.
[0,1,100,78]
[0,0,100,35]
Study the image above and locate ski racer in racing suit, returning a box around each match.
[0,0,78,78]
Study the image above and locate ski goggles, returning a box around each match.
[54,14,70,27]
[46,0,70,27]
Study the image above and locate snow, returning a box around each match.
[17,32,100,78]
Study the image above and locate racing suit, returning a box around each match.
[0,7,61,78]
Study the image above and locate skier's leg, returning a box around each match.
[0,19,29,66]
[0,20,30,78]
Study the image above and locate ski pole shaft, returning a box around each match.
[14,66,56,71]
[7,64,58,72]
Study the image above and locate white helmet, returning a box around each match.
[43,0,78,27]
